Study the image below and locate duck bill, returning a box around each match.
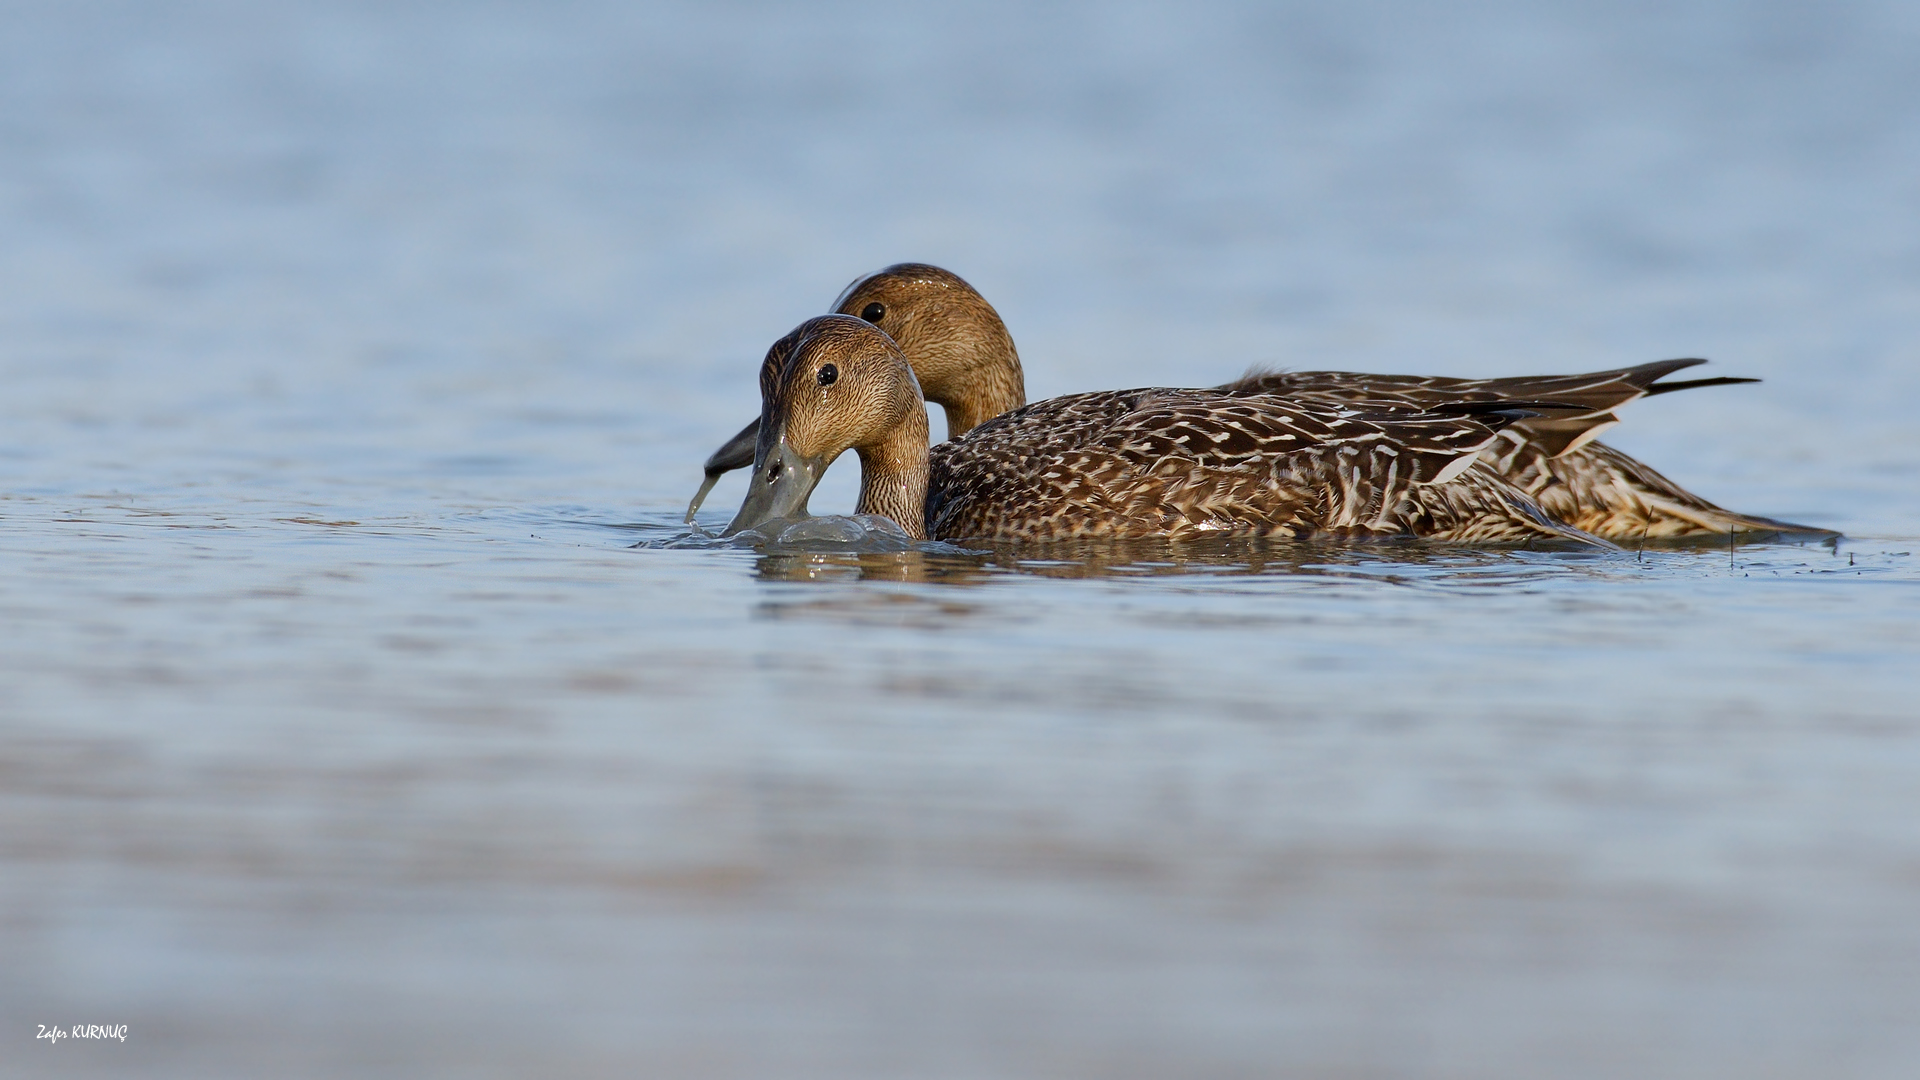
[722,440,829,536]
[703,418,761,476]
[684,418,762,523]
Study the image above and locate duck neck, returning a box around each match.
[921,324,1026,437]
[941,388,1017,438]
[854,404,931,540]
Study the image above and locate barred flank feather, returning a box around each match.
[923,387,1612,545]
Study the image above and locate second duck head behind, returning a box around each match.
[724,316,929,536]
[831,263,1025,435]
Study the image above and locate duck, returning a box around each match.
[685,263,1024,522]
[690,264,1826,540]
[723,316,1612,546]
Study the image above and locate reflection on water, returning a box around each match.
[754,548,996,585]
[725,514,1852,587]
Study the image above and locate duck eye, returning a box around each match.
[860,302,885,323]
[817,363,838,386]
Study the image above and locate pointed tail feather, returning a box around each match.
[1641,375,1761,397]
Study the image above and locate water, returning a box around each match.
[5,2,1920,1076]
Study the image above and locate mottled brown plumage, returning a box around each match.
[922,388,1602,544]
[1220,364,1829,537]
[694,263,1822,538]
[725,317,1609,547]
[1484,435,1820,539]
[1219,360,1746,457]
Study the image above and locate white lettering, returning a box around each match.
[33,1022,126,1043]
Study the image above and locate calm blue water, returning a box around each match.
[4,2,1919,1077]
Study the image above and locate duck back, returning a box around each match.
[924,388,1606,545]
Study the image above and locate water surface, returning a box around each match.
[5,2,1920,1077]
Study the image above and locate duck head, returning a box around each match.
[832,263,1026,434]
[686,264,1026,525]
[724,315,931,538]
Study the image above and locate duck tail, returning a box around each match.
[1641,374,1761,397]
[1541,442,1839,541]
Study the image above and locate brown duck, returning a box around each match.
[724,316,1612,545]
[692,264,1824,540]
[686,263,1023,521]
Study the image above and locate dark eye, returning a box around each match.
[817,363,838,386]
[860,302,885,323]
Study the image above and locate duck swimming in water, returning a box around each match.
[686,263,1024,522]
[724,316,1612,545]
[691,264,1826,540]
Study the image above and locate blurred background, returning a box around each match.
[3,2,1918,1077]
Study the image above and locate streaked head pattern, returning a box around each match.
[724,316,930,537]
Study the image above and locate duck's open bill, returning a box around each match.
[722,440,829,536]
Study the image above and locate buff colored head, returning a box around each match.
[830,263,1025,432]
[724,316,929,537]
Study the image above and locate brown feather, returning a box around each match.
[922,388,1607,545]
